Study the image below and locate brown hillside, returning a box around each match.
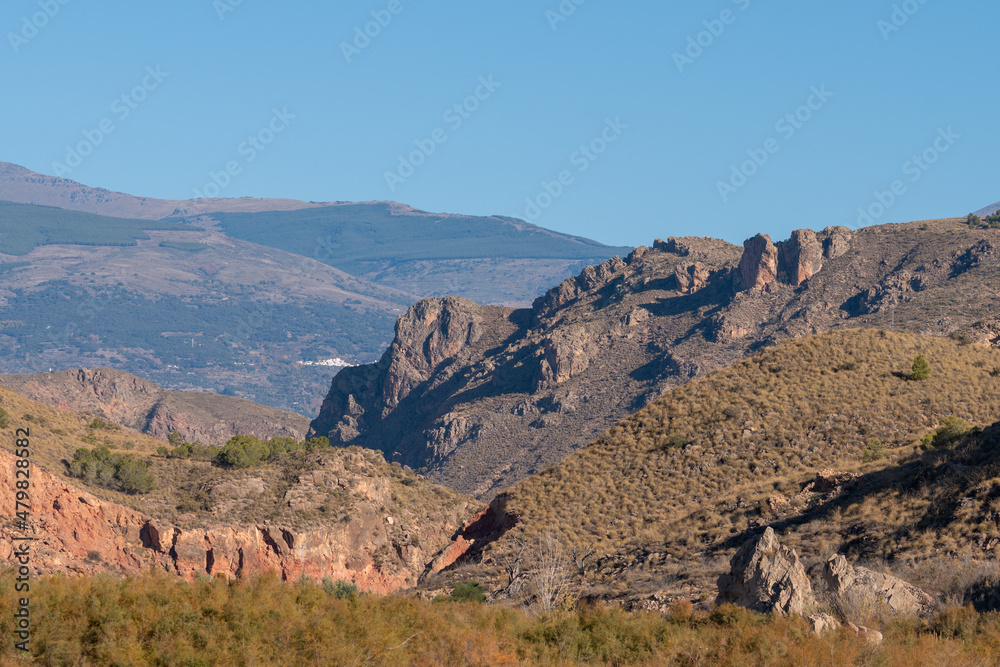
[0,386,473,591]
[0,368,310,445]
[311,218,1000,499]
[441,330,1000,603]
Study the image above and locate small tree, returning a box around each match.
[910,355,930,381]
[862,438,888,462]
[968,213,983,229]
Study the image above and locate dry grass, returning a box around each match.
[478,330,1000,598]
[0,387,471,531]
[7,570,1000,666]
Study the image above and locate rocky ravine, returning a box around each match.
[0,368,310,445]
[0,448,473,592]
[310,218,1000,498]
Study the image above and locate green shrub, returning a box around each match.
[168,441,219,461]
[69,446,154,494]
[910,355,930,381]
[862,438,888,462]
[0,407,8,429]
[663,434,688,450]
[920,416,972,450]
[305,436,331,450]
[88,417,117,430]
[321,577,358,599]
[215,435,326,468]
[444,581,486,603]
[216,435,271,468]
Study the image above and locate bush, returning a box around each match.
[321,577,358,600]
[921,416,972,450]
[663,434,688,450]
[862,438,888,462]
[216,435,271,468]
[910,355,931,381]
[69,446,155,494]
[444,581,486,603]
[168,441,219,461]
[305,436,331,451]
[215,435,325,468]
[0,407,8,429]
[931,605,979,640]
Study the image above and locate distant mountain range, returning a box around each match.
[0,161,628,414]
[0,161,630,306]
[975,200,1000,217]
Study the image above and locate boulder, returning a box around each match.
[822,554,934,616]
[822,226,853,259]
[674,262,710,294]
[716,527,816,615]
[847,622,884,646]
[808,613,840,637]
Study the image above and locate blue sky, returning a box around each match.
[2,0,996,248]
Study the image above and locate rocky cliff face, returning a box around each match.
[310,218,1000,499]
[737,227,852,291]
[0,448,471,592]
[0,368,310,445]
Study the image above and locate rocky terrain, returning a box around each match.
[0,367,310,445]
[0,386,473,591]
[418,329,1000,615]
[310,217,1000,498]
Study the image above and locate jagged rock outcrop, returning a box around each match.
[822,554,934,616]
[822,226,853,259]
[382,297,485,411]
[309,296,517,453]
[716,527,816,615]
[674,262,710,294]
[535,326,596,390]
[737,228,853,292]
[738,234,780,291]
[425,493,516,576]
[310,221,1000,500]
[0,368,309,445]
[0,449,471,593]
[808,613,840,637]
[533,256,628,316]
[779,230,824,286]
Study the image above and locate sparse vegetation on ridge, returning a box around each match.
[474,330,1000,601]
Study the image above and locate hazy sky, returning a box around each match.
[2,0,997,248]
